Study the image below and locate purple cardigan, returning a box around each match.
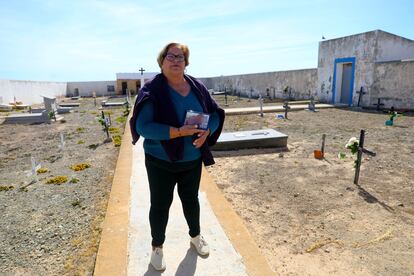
[129,73,225,166]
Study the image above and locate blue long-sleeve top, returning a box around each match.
[136,86,220,162]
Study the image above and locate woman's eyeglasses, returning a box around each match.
[165,53,185,62]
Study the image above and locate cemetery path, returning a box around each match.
[0,97,128,275]
[207,104,414,276]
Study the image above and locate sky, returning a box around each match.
[0,0,413,82]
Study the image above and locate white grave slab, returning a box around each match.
[212,128,288,150]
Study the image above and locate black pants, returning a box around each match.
[145,154,202,247]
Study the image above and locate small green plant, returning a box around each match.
[36,168,49,174]
[46,176,68,185]
[0,185,14,192]
[116,116,126,124]
[69,163,91,171]
[69,178,80,183]
[108,127,119,134]
[48,110,56,121]
[96,116,106,129]
[77,140,85,144]
[88,143,99,149]
[76,127,85,133]
[112,135,122,147]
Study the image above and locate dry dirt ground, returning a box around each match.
[208,95,414,276]
[0,97,128,275]
[1,94,413,275]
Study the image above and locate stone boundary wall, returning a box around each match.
[372,60,414,110]
[199,68,318,101]
[66,81,116,98]
[0,79,67,105]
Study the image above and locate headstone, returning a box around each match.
[211,129,288,151]
[43,96,55,111]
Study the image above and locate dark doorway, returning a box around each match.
[340,63,352,104]
[121,82,127,95]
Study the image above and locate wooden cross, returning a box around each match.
[373,98,384,111]
[283,101,291,119]
[356,86,366,107]
[354,129,376,184]
[321,134,326,155]
[139,67,145,75]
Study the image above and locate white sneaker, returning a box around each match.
[191,235,210,256]
[150,247,166,271]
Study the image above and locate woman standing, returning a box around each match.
[130,42,225,271]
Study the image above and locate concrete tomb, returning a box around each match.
[3,110,50,124]
[0,97,13,111]
[101,99,128,108]
[212,128,288,151]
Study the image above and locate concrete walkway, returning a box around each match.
[94,108,276,276]
[127,139,248,275]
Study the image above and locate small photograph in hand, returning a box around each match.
[184,110,210,130]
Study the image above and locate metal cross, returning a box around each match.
[373,98,384,111]
[356,86,366,107]
[139,67,145,75]
[283,101,291,119]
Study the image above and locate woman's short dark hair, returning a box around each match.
[157,42,190,68]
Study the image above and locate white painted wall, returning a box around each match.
[372,60,414,110]
[376,31,414,62]
[317,31,378,106]
[0,79,67,105]
[66,81,116,97]
[200,69,318,101]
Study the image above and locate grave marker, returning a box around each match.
[308,97,316,112]
[354,129,376,184]
[283,101,291,119]
[59,133,66,150]
[27,156,41,183]
[101,111,112,141]
[373,98,384,111]
[212,129,288,151]
[356,87,366,107]
[258,94,264,117]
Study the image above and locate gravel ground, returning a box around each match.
[208,95,414,275]
[0,97,128,275]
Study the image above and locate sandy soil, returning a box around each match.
[207,95,414,275]
[0,97,128,275]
